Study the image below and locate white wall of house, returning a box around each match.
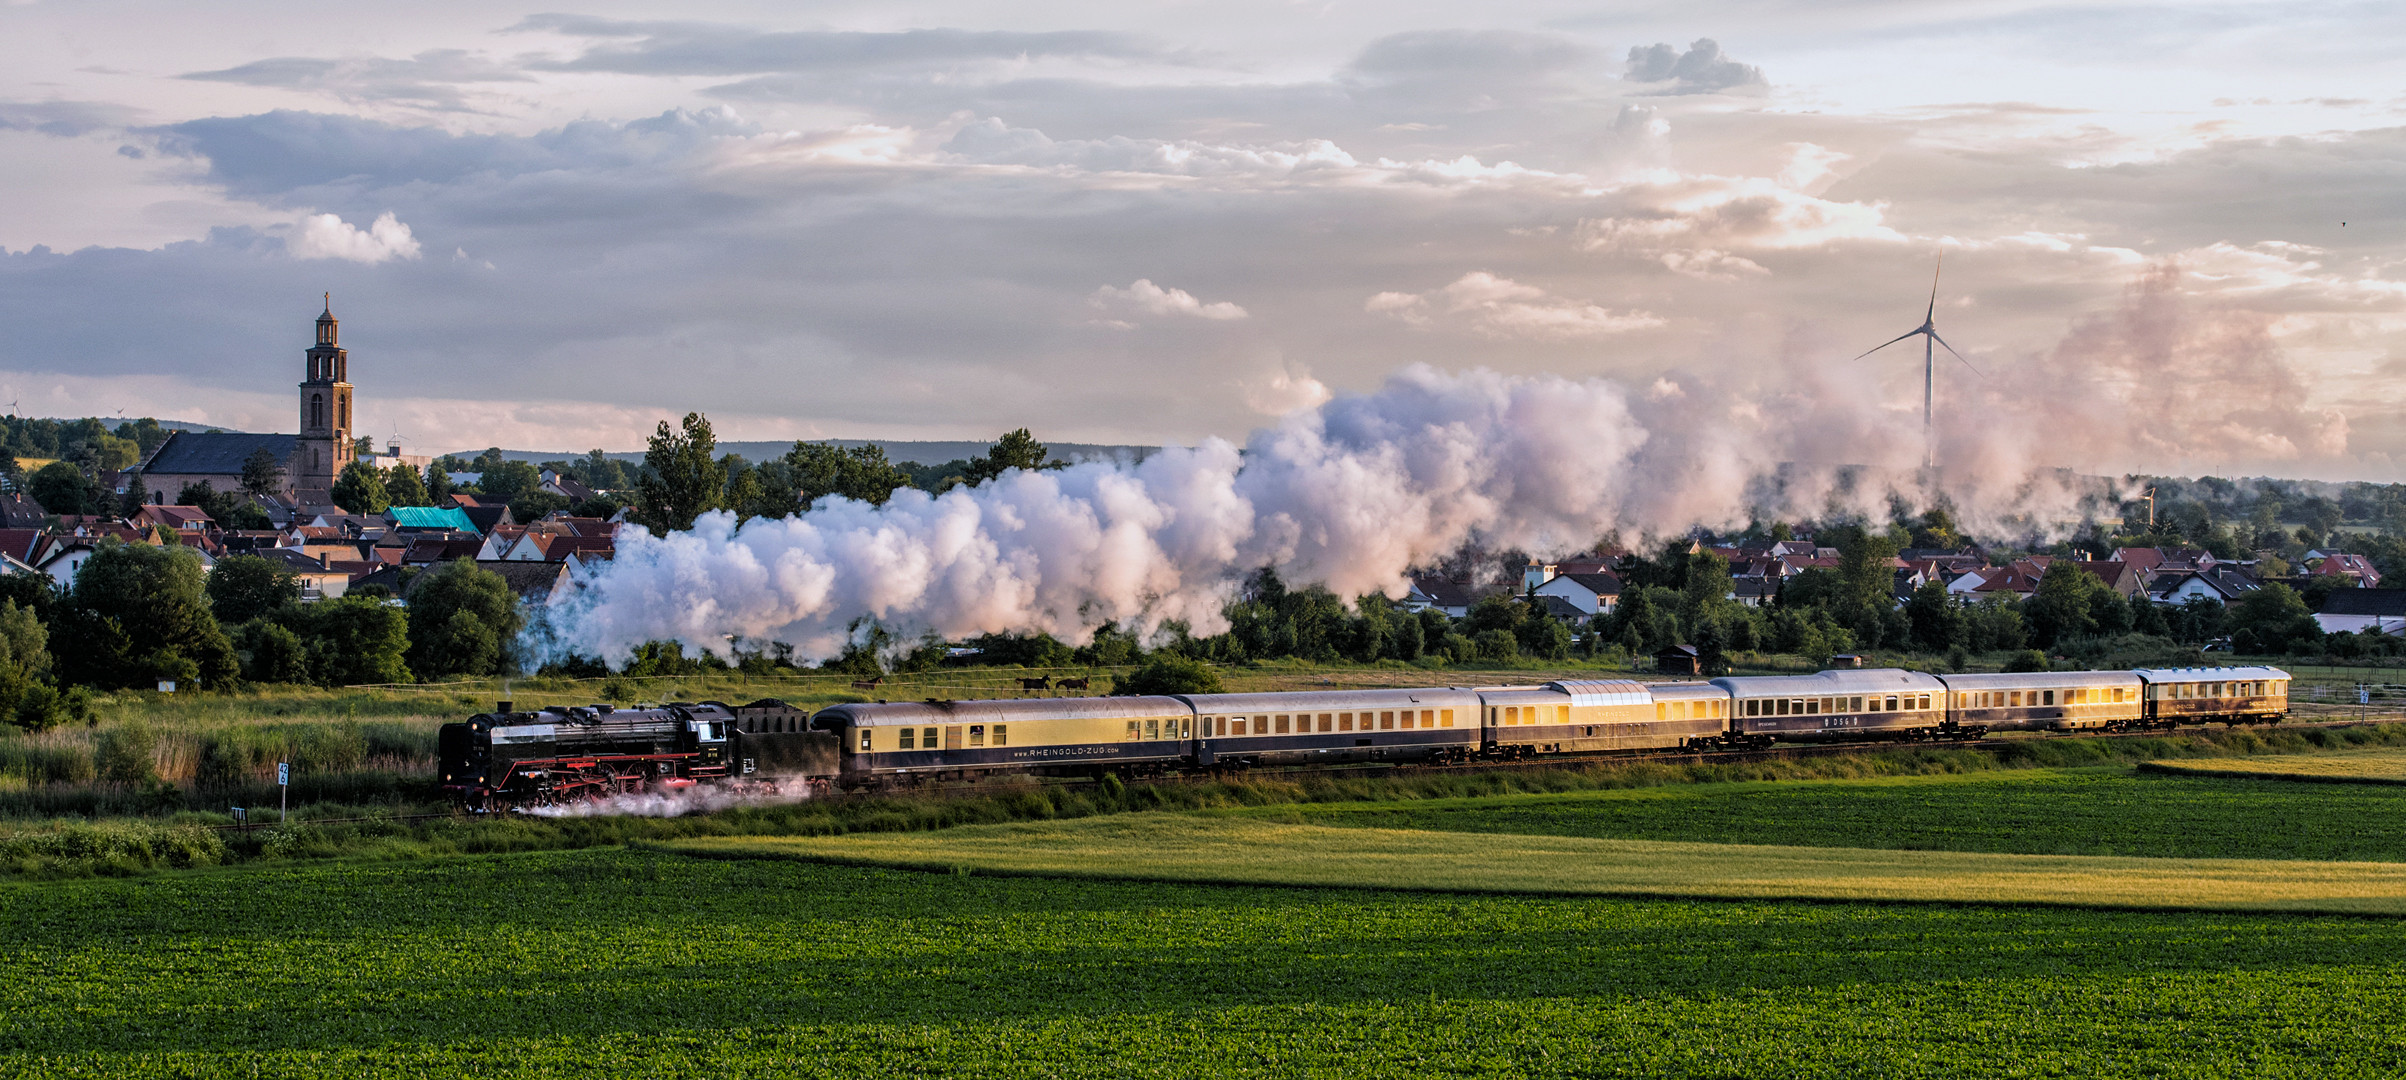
[1532,576,1616,615]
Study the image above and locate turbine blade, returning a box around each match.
[1926,251,1943,321]
[1929,330,1983,376]
[1851,328,1926,361]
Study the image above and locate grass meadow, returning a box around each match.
[7,847,2406,1077]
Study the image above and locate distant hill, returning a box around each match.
[440,439,1158,467]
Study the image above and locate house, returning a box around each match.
[1528,594,1592,625]
[2316,589,2406,636]
[387,505,479,535]
[1403,576,1506,618]
[132,505,214,533]
[401,534,484,567]
[1732,578,1777,607]
[257,548,357,599]
[0,494,47,528]
[2076,560,2149,598]
[2309,553,2382,589]
[1532,572,1623,616]
[443,495,513,536]
[135,430,297,506]
[1655,644,1702,675]
[2149,568,2259,606]
[470,560,571,604]
[540,469,599,503]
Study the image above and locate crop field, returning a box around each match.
[2145,747,2406,784]
[8,847,2406,1078]
[1234,766,2406,861]
[670,814,2406,914]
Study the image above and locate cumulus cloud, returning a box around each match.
[1624,38,1767,95]
[1091,279,1248,320]
[287,211,420,262]
[1367,272,1662,339]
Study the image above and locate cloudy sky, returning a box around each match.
[2,1,2402,476]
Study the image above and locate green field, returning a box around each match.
[668,814,2406,914]
[2146,747,2406,784]
[1234,767,2406,861]
[9,848,2406,1077]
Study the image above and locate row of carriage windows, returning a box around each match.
[1189,709,1454,738]
[1743,694,1930,717]
[865,724,1012,752]
[1653,700,1727,722]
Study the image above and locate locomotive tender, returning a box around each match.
[440,665,2290,807]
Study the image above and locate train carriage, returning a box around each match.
[1714,669,1952,746]
[2135,667,2290,727]
[1938,671,2144,733]
[1182,689,1480,768]
[1481,680,1725,754]
[817,696,1195,784]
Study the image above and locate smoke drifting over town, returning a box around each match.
[532,262,2350,665]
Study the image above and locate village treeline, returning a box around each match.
[4,408,2401,721]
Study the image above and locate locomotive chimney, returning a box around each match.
[495,699,513,715]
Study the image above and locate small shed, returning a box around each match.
[1827,654,1865,669]
[1655,644,1701,675]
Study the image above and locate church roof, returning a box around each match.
[141,431,293,477]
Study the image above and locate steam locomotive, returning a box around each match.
[438,665,2290,808]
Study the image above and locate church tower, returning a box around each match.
[295,294,353,505]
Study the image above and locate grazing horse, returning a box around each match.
[1018,677,1052,691]
[851,675,885,691]
[1056,677,1091,691]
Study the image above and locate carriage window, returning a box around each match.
[993,725,1008,746]
[923,727,938,747]
[2009,692,2021,707]
[1657,703,1668,722]
[1272,715,1286,734]
[1233,717,1249,735]
[1421,710,1435,728]
[969,725,985,747]
[1381,711,1395,729]
[1126,721,1141,740]
[1341,713,1355,732]
[1884,696,1900,711]
[858,728,873,751]
[1216,717,1228,736]
[899,728,915,750]
[1321,713,1335,732]
[1145,718,1160,740]
[2041,691,2053,707]
[1441,709,1455,728]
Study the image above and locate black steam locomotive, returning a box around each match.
[438,699,837,810]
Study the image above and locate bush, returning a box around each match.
[1473,629,1520,662]
[2004,649,2050,673]
[1113,654,1223,696]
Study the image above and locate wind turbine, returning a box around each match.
[1853,253,1982,471]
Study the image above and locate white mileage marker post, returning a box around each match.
[278,762,289,823]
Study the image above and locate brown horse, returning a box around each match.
[851,675,886,691]
[1018,677,1052,691]
[1056,677,1091,691]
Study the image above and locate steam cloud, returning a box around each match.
[525,264,2354,667]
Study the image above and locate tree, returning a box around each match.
[1114,653,1222,695]
[54,541,239,690]
[1905,580,1965,652]
[282,597,411,686]
[2024,564,2119,649]
[786,442,912,509]
[330,460,390,515]
[26,461,93,515]
[423,462,454,504]
[960,428,1061,486]
[205,554,300,625]
[383,462,429,507]
[476,460,542,502]
[239,446,286,501]
[117,471,149,519]
[2226,583,2321,655]
[406,559,523,679]
[634,412,723,533]
[230,620,309,684]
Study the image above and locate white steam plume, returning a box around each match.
[524,266,2355,667]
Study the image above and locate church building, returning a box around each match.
[137,297,358,508]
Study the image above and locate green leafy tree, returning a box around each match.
[786,442,913,509]
[383,462,429,507]
[1113,653,1223,695]
[423,462,454,504]
[635,412,724,533]
[26,461,94,515]
[406,559,523,678]
[282,596,411,686]
[2024,563,2119,649]
[960,428,1062,486]
[205,554,300,625]
[330,460,390,514]
[239,446,286,501]
[117,471,149,518]
[1964,595,2026,653]
[55,541,239,690]
[476,460,542,501]
[2226,583,2322,655]
[1905,580,1964,652]
[230,620,310,684]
